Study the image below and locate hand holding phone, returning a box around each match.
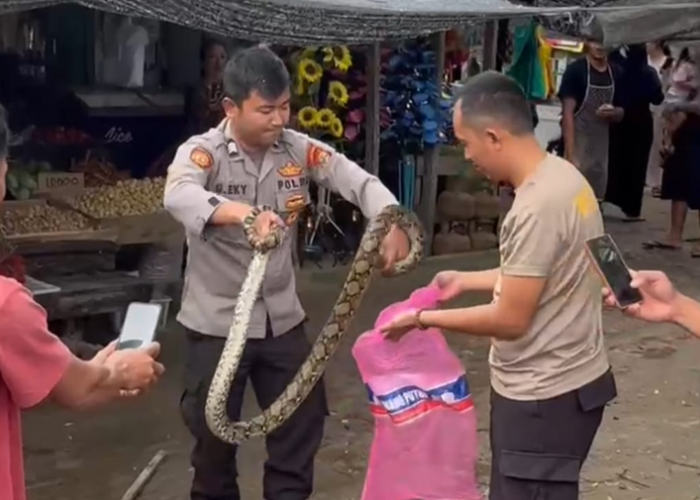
[116,302,163,350]
[585,234,643,308]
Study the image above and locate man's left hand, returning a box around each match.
[380,224,410,275]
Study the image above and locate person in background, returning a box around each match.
[381,71,616,500]
[0,105,165,500]
[604,270,700,337]
[605,44,664,222]
[665,47,697,104]
[646,40,674,197]
[558,28,625,202]
[643,101,700,256]
[188,39,228,134]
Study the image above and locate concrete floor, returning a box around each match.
[22,195,700,500]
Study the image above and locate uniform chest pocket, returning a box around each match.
[275,187,310,225]
[275,175,310,214]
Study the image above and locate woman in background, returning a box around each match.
[605,44,664,221]
[188,39,228,134]
[644,101,700,256]
[646,40,674,196]
[666,47,697,104]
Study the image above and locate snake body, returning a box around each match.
[205,204,424,445]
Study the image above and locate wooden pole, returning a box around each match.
[120,450,168,500]
[418,31,446,256]
[482,21,498,71]
[364,42,382,177]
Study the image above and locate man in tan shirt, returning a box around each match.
[382,71,617,500]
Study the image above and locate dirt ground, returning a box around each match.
[22,194,700,500]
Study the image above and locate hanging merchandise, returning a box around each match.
[398,154,416,209]
[536,25,555,98]
[291,45,366,159]
[380,38,453,151]
[507,21,548,101]
[289,46,367,267]
[103,16,150,88]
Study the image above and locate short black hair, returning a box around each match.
[454,71,534,136]
[0,104,8,161]
[223,45,290,105]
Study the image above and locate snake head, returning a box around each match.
[243,205,286,253]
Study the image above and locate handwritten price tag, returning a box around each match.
[37,172,85,194]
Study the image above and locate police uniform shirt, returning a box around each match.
[164,122,399,339]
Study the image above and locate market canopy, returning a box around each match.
[533,0,700,45]
[0,0,579,45]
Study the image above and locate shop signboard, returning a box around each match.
[36,172,85,194]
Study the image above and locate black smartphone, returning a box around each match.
[585,234,643,308]
[116,302,163,350]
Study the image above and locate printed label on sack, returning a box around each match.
[366,375,474,424]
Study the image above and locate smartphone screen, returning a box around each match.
[586,234,643,308]
[116,302,163,350]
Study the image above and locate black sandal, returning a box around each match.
[643,240,681,250]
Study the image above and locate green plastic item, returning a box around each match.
[507,21,546,101]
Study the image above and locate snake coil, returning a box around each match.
[205,203,424,444]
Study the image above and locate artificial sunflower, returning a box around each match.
[330,117,344,138]
[328,81,350,107]
[316,108,337,129]
[298,58,323,83]
[297,106,319,129]
[300,47,317,60]
[321,47,334,64]
[293,74,306,96]
[332,46,353,72]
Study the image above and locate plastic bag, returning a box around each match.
[352,286,482,500]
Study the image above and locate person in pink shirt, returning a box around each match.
[0,105,166,500]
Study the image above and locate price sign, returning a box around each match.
[37,172,85,194]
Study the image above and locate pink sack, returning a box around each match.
[352,286,482,500]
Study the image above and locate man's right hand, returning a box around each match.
[100,342,165,392]
[250,208,286,240]
[431,271,466,302]
[603,270,679,323]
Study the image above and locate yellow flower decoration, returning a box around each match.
[293,74,306,96]
[330,117,344,138]
[321,47,334,63]
[298,58,323,83]
[316,108,337,129]
[297,106,319,129]
[300,47,317,60]
[328,81,349,107]
[332,46,353,72]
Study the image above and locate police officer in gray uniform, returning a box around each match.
[164,45,410,500]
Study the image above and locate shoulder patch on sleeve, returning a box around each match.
[306,142,333,169]
[190,147,214,170]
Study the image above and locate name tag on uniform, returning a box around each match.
[214,183,249,196]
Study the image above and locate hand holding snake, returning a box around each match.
[205,203,424,445]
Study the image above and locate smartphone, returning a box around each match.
[585,234,643,308]
[116,302,163,350]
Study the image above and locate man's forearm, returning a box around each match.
[673,294,700,338]
[209,201,251,226]
[419,303,523,341]
[459,268,500,292]
[562,115,575,161]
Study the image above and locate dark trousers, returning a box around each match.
[180,323,328,500]
[489,369,617,500]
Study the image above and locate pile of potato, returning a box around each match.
[1,204,92,235]
[64,177,166,218]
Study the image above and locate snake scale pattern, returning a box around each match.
[205,203,425,445]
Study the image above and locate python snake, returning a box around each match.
[204,203,424,445]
